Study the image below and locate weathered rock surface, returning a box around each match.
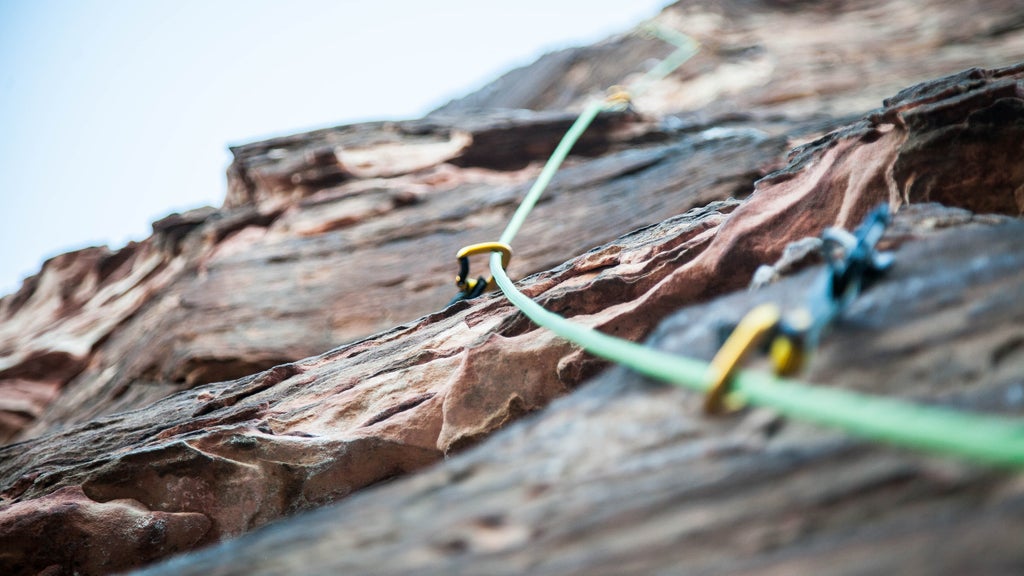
[1,0,1023,574]
[437,0,1024,120]
[137,216,1024,576]
[0,109,790,446]
[3,0,1022,445]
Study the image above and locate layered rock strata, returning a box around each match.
[1,61,1022,574]
[1,1,1023,574]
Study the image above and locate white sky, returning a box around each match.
[0,0,669,295]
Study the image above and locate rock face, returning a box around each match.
[1,1,1023,575]
[0,110,788,445]
[138,217,1024,576]
[435,0,1024,120]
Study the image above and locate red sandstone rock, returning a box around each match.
[2,61,1023,574]
[0,485,209,575]
[2,113,787,445]
[438,0,1024,121]
[5,0,1022,445]
[0,1,1023,574]
[134,217,1024,576]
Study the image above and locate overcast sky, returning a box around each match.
[0,0,669,295]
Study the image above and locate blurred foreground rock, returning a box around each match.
[1,0,1023,574]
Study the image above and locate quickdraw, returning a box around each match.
[704,204,894,413]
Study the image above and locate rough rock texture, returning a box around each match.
[3,0,1021,445]
[137,216,1024,576]
[1,0,1023,574]
[436,0,1024,120]
[0,110,788,446]
[7,112,642,446]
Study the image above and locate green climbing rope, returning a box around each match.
[492,263,1024,467]
[482,26,1024,468]
[499,27,700,247]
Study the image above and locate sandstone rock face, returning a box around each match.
[0,110,788,446]
[1,1,1023,575]
[3,0,1021,445]
[137,217,1024,576]
[437,0,1024,120]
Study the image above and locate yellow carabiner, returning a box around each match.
[455,242,513,295]
[703,303,781,414]
[605,85,632,110]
